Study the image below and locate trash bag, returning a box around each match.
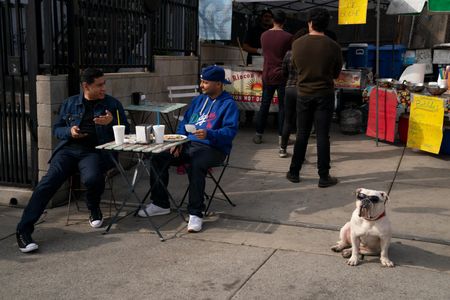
[340,108,362,134]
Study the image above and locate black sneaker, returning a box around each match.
[286,171,300,183]
[89,209,103,228]
[279,148,287,158]
[16,231,39,253]
[318,175,338,188]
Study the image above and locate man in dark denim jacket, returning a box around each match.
[16,68,129,253]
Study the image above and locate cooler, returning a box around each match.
[368,44,376,70]
[347,43,369,68]
[379,44,406,79]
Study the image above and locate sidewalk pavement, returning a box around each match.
[1,125,450,299]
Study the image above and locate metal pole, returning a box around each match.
[376,0,380,147]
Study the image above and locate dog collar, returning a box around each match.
[363,210,386,221]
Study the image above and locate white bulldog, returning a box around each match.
[331,188,394,267]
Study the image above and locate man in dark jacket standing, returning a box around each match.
[286,8,342,187]
[16,68,129,253]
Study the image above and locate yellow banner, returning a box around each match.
[338,0,369,25]
[407,94,444,154]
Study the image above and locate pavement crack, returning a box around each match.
[228,248,277,300]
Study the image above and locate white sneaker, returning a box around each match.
[187,215,203,233]
[138,203,170,217]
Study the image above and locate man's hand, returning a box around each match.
[94,110,113,125]
[170,145,181,157]
[194,129,207,140]
[71,126,88,139]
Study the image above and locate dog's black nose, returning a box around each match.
[361,198,371,208]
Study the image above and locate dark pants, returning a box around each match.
[17,147,108,234]
[150,142,226,218]
[280,86,297,149]
[289,94,334,178]
[256,84,286,136]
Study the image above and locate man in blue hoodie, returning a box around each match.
[138,65,239,232]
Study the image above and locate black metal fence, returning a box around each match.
[39,0,199,74]
[0,0,39,187]
[153,0,198,54]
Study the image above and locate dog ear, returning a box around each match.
[355,188,362,195]
[380,191,389,201]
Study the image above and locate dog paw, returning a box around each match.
[381,257,395,267]
[347,256,359,266]
[342,249,352,258]
[331,245,342,252]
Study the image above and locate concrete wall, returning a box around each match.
[1,55,199,207]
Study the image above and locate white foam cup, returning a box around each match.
[185,124,196,133]
[153,125,165,144]
[113,125,125,145]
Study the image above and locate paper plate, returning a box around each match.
[163,134,187,142]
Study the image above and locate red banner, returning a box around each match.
[366,88,397,143]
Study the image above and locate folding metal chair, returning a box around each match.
[179,155,235,215]
[167,85,199,121]
[66,168,118,225]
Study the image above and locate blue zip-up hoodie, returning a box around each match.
[177,91,239,155]
[51,93,130,161]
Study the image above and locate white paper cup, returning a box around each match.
[185,124,196,133]
[113,125,125,145]
[153,125,165,144]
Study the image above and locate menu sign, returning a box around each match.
[339,0,369,25]
[407,94,444,154]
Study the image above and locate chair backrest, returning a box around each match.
[167,85,199,102]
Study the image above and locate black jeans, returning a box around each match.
[150,142,226,218]
[289,94,334,178]
[17,147,108,234]
[256,84,286,136]
[280,86,297,149]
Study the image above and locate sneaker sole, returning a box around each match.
[89,219,104,228]
[318,182,338,188]
[19,244,38,253]
[286,173,300,183]
[187,228,201,233]
[279,154,288,158]
[138,210,171,218]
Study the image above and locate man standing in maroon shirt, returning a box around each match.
[253,10,292,147]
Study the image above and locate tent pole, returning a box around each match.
[376,0,380,147]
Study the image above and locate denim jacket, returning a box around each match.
[51,93,130,161]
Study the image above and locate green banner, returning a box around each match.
[429,0,450,12]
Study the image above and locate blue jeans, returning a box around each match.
[256,84,286,136]
[289,94,334,178]
[17,147,108,234]
[150,142,226,218]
